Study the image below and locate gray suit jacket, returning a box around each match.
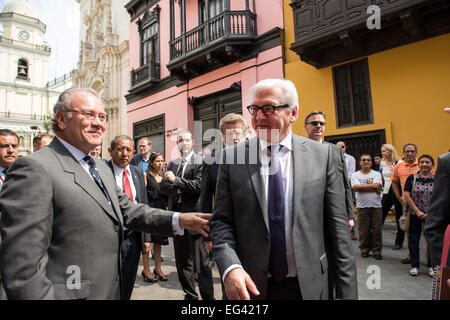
[211,135,358,300]
[425,152,450,266]
[0,138,174,300]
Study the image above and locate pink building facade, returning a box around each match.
[125,0,284,161]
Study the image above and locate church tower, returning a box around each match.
[0,0,52,155]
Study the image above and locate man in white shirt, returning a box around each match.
[351,154,383,260]
[107,135,150,300]
[211,79,357,300]
[337,141,356,179]
[0,88,210,299]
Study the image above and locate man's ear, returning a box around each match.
[55,111,67,131]
[291,106,299,122]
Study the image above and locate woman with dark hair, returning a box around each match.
[141,152,169,282]
[404,154,435,277]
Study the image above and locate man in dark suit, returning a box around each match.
[0,129,19,300]
[0,88,210,300]
[107,135,151,300]
[130,137,152,172]
[211,79,357,300]
[160,129,214,300]
[425,152,450,266]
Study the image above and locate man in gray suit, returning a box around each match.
[0,88,210,300]
[211,79,357,300]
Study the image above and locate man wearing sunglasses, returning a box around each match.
[211,79,357,300]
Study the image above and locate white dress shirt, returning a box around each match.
[222,131,297,281]
[344,153,356,179]
[56,136,183,235]
[0,165,7,189]
[111,162,137,202]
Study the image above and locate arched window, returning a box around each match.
[17,59,29,79]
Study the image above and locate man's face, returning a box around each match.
[0,135,19,168]
[374,156,382,166]
[139,139,151,156]
[109,138,134,169]
[337,141,346,153]
[304,114,326,142]
[90,145,101,158]
[177,132,193,156]
[403,145,417,163]
[221,123,246,146]
[34,135,52,152]
[57,92,106,154]
[250,87,297,143]
[360,156,372,170]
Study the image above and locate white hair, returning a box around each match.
[249,79,299,112]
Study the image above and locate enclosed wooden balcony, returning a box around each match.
[167,10,257,80]
[129,61,160,93]
[289,0,450,68]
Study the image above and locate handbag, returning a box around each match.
[399,174,416,232]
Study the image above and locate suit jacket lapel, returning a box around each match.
[50,139,120,224]
[246,137,269,232]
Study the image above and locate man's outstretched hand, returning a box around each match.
[178,213,211,238]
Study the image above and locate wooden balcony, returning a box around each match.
[167,10,257,80]
[129,61,160,94]
[289,0,450,68]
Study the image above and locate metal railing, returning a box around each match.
[170,10,257,60]
[130,60,160,87]
[0,112,51,121]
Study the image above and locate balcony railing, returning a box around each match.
[0,36,51,53]
[0,112,51,121]
[130,60,160,88]
[169,10,257,60]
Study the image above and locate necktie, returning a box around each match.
[267,144,288,282]
[83,155,111,203]
[122,168,134,202]
[176,159,186,177]
[0,168,7,185]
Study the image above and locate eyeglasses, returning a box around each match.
[246,104,289,116]
[361,159,372,162]
[306,121,326,127]
[404,150,417,154]
[68,110,108,124]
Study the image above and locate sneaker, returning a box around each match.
[409,268,419,276]
[361,251,369,258]
[428,267,434,278]
[373,254,383,260]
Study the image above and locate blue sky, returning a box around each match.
[0,0,80,81]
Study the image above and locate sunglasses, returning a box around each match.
[361,159,372,162]
[306,121,326,127]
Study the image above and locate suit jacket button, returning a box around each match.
[114,224,120,232]
[265,235,269,241]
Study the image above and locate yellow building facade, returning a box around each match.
[284,0,450,164]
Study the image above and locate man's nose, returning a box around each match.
[255,108,266,120]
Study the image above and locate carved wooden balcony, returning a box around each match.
[129,60,160,93]
[289,0,450,68]
[167,10,257,80]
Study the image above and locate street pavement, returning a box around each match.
[131,219,433,300]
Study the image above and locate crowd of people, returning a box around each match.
[0,80,448,300]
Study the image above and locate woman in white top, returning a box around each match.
[380,144,403,225]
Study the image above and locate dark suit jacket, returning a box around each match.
[160,153,203,214]
[425,152,450,266]
[211,135,358,300]
[106,161,151,246]
[0,138,174,300]
[200,150,220,213]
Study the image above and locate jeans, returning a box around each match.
[381,187,404,246]
[408,214,431,269]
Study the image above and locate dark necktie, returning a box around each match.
[83,155,111,203]
[267,144,288,282]
[122,168,134,202]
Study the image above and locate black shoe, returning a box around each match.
[392,245,402,250]
[361,252,369,258]
[373,254,383,260]
[142,271,158,283]
[153,269,168,281]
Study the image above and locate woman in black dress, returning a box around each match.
[145,152,169,281]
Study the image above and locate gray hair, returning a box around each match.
[249,79,299,113]
[51,87,100,132]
